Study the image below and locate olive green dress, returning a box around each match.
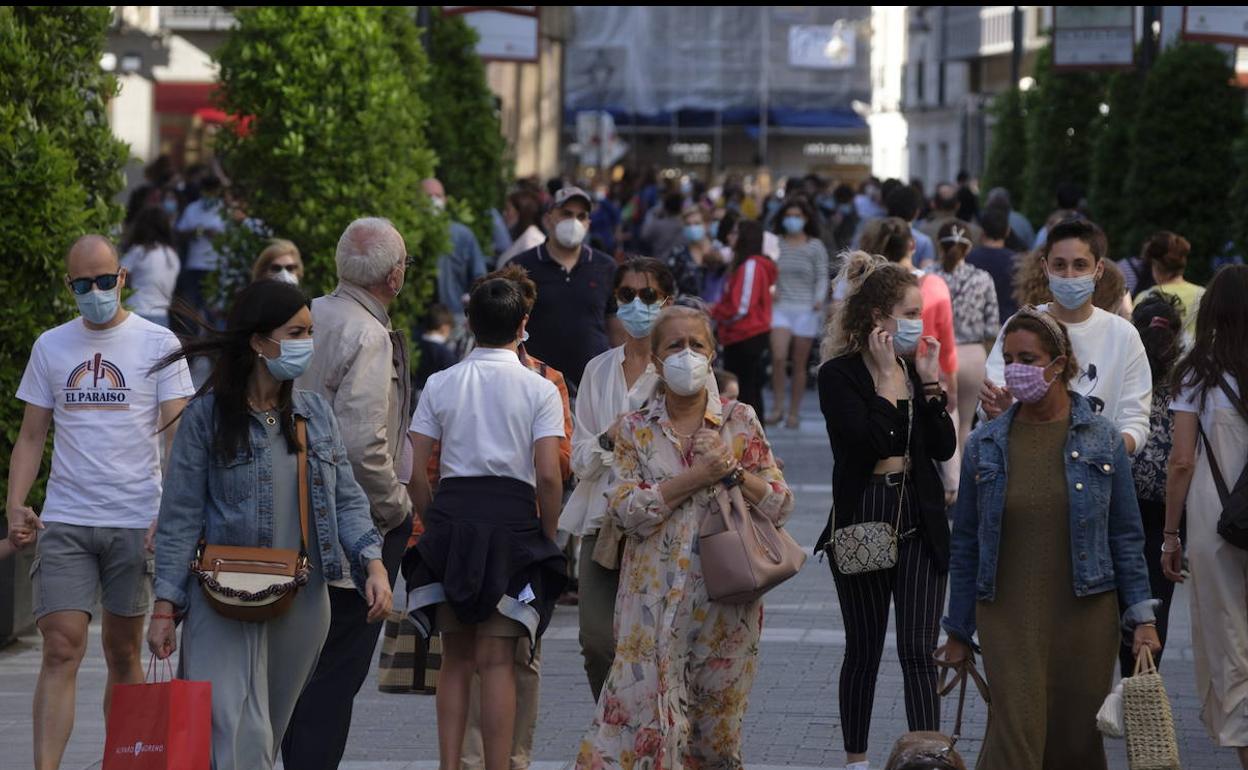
[975,417,1119,770]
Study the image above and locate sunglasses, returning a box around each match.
[616,287,664,305]
[267,263,299,274]
[404,256,416,268]
[68,273,121,295]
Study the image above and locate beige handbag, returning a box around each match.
[700,482,805,603]
[192,418,311,623]
[1123,647,1181,770]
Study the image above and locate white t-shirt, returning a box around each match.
[120,244,180,318]
[410,347,564,486]
[16,314,195,528]
[1171,375,1242,429]
[985,304,1153,452]
[175,197,225,271]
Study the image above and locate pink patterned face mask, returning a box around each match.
[1004,362,1056,403]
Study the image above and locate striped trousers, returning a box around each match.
[830,479,946,754]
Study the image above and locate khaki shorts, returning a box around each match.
[436,603,526,638]
[31,522,152,620]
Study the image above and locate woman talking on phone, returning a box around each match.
[816,252,956,770]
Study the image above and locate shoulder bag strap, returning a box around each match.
[296,417,310,559]
[1198,422,1231,507]
[1217,376,1248,426]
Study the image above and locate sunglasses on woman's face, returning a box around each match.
[68,273,121,295]
[268,263,299,274]
[616,287,664,305]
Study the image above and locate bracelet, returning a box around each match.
[1160,542,1181,554]
[151,613,177,620]
[921,381,941,388]
[1163,530,1180,535]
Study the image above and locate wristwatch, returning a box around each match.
[598,431,615,453]
[721,465,746,489]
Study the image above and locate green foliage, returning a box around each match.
[1087,71,1140,258]
[213,6,444,332]
[982,88,1027,205]
[1124,42,1243,281]
[421,8,508,250]
[1020,44,1107,225]
[1229,137,1248,266]
[0,6,127,517]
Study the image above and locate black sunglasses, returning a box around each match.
[267,263,299,274]
[68,273,121,295]
[616,287,664,305]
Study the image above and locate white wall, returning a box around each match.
[109,73,155,164]
[869,5,909,180]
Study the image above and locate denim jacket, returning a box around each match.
[943,393,1157,646]
[154,389,384,610]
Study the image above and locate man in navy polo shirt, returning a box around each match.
[510,186,621,387]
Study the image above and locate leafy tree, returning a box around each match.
[1087,71,1140,258]
[1020,44,1107,226]
[213,6,444,328]
[0,6,127,514]
[981,88,1027,205]
[421,8,509,250]
[1124,42,1243,281]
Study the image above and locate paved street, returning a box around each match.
[0,391,1239,769]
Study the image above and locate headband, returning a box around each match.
[1008,305,1068,356]
[939,225,973,247]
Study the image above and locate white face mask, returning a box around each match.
[662,349,711,396]
[273,267,299,285]
[554,218,587,248]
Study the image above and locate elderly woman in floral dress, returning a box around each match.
[576,305,794,770]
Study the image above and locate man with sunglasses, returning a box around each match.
[510,186,624,388]
[7,234,193,769]
[283,217,415,770]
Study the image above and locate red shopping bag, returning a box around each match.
[102,658,211,770]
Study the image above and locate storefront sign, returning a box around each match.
[1182,6,1248,45]
[802,142,871,165]
[668,142,712,164]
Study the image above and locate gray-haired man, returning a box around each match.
[283,217,414,769]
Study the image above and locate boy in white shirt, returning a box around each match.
[981,218,1151,453]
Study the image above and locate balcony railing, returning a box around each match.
[161,6,235,32]
[944,5,1049,61]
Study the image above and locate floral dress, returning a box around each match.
[575,393,794,770]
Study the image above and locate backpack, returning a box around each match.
[1197,376,1248,550]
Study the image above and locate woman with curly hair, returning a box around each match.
[817,252,956,770]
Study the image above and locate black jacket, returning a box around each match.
[816,353,957,572]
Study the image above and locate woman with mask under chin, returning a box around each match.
[940,307,1159,770]
[815,252,956,770]
[576,305,793,770]
[982,218,1151,457]
[146,281,390,770]
[561,257,676,700]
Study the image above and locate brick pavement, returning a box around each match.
[0,395,1240,769]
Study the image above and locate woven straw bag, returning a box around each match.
[1123,647,1181,770]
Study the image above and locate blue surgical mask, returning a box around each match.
[783,216,806,235]
[1048,272,1096,311]
[616,297,663,339]
[262,337,314,381]
[76,288,120,325]
[892,316,924,354]
[162,197,179,217]
[684,224,706,242]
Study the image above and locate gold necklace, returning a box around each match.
[248,399,279,426]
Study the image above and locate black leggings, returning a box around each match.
[722,332,769,418]
[1118,498,1181,679]
[830,481,946,754]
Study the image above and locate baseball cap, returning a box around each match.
[553,186,594,212]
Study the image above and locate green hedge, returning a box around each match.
[422,8,509,251]
[213,6,445,331]
[0,6,127,518]
[1123,42,1243,281]
[1087,72,1140,259]
[981,88,1027,204]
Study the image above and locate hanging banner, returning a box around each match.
[1182,6,1248,46]
[1052,6,1135,70]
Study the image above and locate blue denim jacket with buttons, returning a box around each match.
[943,393,1158,646]
[154,390,384,610]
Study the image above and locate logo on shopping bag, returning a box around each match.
[116,740,165,756]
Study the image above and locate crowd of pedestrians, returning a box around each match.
[6,160,1248,770]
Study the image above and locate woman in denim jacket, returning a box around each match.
[146,281,389,770]
[940,307,1159,770]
